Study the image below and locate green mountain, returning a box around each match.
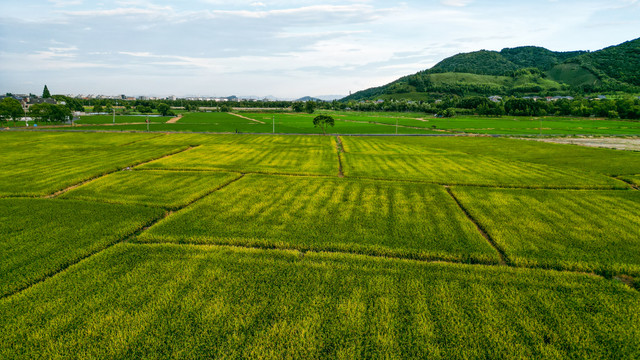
[343,38,640,101]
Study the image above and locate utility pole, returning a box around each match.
[273,114,275,134]
[113,108,116,124]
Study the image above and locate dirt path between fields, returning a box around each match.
[524,137,640,151]
[166,114,183,124]
[228,112,266,124]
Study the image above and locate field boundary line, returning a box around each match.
[130,144,200,169]
[227,112,266,124]
[444,186,508,266]
[336,136,345,178]
[44,145,198,199]
[0,212,169,300]
[166,173,246,211]
[612,176,639,190]
[120,133,167,146]
[126,242,639,291]
[338,175,629,191]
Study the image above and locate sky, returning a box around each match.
[1,0,639,99]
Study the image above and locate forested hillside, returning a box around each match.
[344,38,640,101]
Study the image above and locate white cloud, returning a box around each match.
[1,0,639,97]
[440,0,473,7]
[48,0,83,6]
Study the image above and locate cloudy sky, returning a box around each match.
[1,0,639,98]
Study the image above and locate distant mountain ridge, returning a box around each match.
[343,38,640,101]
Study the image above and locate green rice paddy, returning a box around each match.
[1,129,639,358]
[43,111,640,136]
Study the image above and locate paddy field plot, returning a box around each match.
[60,170,242,209]
[137,175,500,263]
[0,132,187,197]
[374,136,640,176]
[138,139,338,176]
[451,187,640,275]
[0,198,163,297]
[1,243,637,359]
[341,138,621,188]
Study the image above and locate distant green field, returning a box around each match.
[1,131,640,358]
[451,187,640,276]
[76,115,170,124]
[8,109,640,135]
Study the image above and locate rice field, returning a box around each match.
[1,130,640,358]
[0,132,187,196]
[0,198,163,297]
[138,139,338,176]
[1,243,637,359]
[450,187,640,275]
[137,175,499,263]
[340,137,624,188]
[59,170,242,209]
[42,111,640,136]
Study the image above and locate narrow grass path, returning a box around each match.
[44,145,200,199]
[444,186,508,265]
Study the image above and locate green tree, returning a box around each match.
[157,103,171,116]
[292,102,304,112]
[136,105,152,114]
[305,101,317,114]
[93,103,104,113]
[28,103,71,122]
[42,85,51,98]
[313,115,335,135]
[0,97,24,125]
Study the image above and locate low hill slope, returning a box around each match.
[343,38,640,101]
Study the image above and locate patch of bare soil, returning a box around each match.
[166,114,183,124]
[525,137,640,151]
[227,112,266,124]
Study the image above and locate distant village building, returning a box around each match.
[488,96,502,102]
[22,97,57,112]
